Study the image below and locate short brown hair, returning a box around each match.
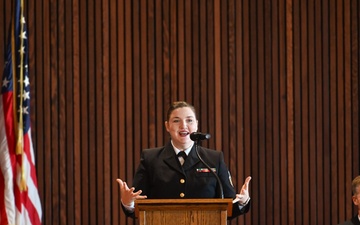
[166,101,197,121]
[352,176,360,195]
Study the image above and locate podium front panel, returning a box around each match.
[135,199,232,225]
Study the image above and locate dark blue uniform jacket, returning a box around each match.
[122,141,251,219]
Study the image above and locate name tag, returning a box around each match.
[196,168,216,173]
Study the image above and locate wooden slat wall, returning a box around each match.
[0,0,359,224]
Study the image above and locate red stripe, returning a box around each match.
[2,93,16,178]
[21,191,41,225]
[2,93,16,159]
[23,134,42,225]
[0,172,9,225]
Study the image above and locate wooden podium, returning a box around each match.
[135,199,233,225]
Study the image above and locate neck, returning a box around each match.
[171,140,193,151]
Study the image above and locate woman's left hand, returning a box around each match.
[233,176,251,205]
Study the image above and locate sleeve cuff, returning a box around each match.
[121,200,135,212]
[239,197,250,206]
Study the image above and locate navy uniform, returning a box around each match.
[338,216,360,225]
[122,141,251,219]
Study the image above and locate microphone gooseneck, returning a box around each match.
[192,133,224,199]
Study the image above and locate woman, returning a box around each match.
[117,101,251,219]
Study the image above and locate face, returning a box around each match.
[352,186,360,210]
[165,106,198,150]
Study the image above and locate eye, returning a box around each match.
[186,119,193,123]
[172,119,180,123]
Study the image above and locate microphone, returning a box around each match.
[191,132,224,199]
[190,132,211,141]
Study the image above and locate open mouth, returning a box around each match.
[179,131,189,137]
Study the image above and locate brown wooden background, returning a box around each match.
[1,0,359,224]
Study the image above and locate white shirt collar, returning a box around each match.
[171,141,194,156]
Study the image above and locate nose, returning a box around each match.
[179,119,187,128]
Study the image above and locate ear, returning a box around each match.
[353,195,359,206]
[165,121,170,132]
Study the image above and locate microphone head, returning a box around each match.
[190,132,211,141]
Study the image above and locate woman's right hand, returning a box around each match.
[116,178,147,206]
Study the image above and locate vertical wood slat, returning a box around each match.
[220,0,229,166]
[192,0,200,111]
[49,0,60,224]
[185,0,193,104]
[71,0,82,223]
[132,0,141,179]
[241,0,252,224]
[214,0,222,151]
[57,0,67,223]
[329,0,339,223]
[177,0,185,101]
[155,0,164,146]
[263,0,273,224]
[337,0,346,221]
[0,0,359,225]
[300,0,309,223]
[87,0,97,224]
[286,0,295,224]
[124,0,133,190]
[322,0,332,224]
[140,0,149,150]
[343,0,353,219]
[271,0,282,225]
[101,0,111,223]
[43,0,53,218]
[79,0,90,224]
[109,0,119,222]
[227,2,238,223]
[314,0,324,223]
[258,0,267,223]
[307,0,317,223]
[117,1,127,225]
[199,0,208,139]
[170,0,178,101]
[293,0,302,223]
[279,0,288,224]
[95,1,104,222]
[350,2,360,218]
[147,0,156,148]
[206,0,215,150]
[64,0,75,223]
[234,0,245,224]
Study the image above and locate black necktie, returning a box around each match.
[177,151,187,165]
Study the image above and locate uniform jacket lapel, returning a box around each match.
[162,142,201,172]
[182,145,200,170]
[351,215,360,225]
[162,142,184,174]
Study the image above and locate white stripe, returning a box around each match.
[15,205,31,224]
[27,130,35,164]
[26,140,42,218]
[0,100,16,224]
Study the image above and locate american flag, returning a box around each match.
[0,0,42,224]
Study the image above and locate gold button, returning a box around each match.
[180,193,185,198]
[180,179,185,184]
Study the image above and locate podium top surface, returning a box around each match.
[134,198,233,217]
[135,198,233,205]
